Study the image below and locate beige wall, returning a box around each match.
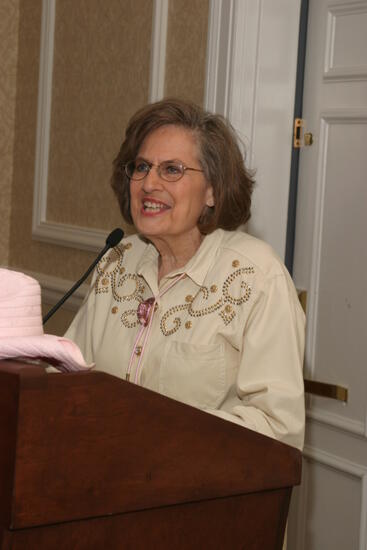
[46,0,152,231]
[4,0,208,334]
[165,0,208,102]
[0,0,20,266]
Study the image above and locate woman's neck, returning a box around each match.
[148,231,204,282]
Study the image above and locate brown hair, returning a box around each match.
[111,98,255,233]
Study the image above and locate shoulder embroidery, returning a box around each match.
[160,265,255,336]
[222,267,254,305]
[94,244,127,294]
[94,243,147,328]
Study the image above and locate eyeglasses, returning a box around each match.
[124,159,204,183]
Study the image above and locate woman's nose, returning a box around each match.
[141,166,163,192]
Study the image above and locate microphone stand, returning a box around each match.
[43,228,124,325]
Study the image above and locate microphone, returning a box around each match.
[43,228,124,325]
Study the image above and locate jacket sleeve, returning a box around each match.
[64,272,98,365]
[209,271,305,450]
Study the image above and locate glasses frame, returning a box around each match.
[124,159,204,183]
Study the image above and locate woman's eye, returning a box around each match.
[135,162,149,173]
[164,163,182,175]
[136,162,148,172]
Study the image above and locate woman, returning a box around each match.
[65,98,305,450]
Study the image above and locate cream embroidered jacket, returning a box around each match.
[65,229,305,449]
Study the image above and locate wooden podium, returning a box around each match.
[0,360,301,549]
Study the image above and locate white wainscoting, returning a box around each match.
[294,445,367,550]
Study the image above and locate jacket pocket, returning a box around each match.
[159,341,226,409]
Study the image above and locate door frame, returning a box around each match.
[205,0,302,260]
[285,0,309,273]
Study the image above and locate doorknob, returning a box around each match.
[304,379,348,402]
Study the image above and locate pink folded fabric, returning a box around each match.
[0,268,93,372]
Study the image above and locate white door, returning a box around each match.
[288,0,367,548]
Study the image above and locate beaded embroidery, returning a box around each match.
[160,304,190,336]
[95,243,147,327]
[113,274,146,303]
[95,247,255,336]
[121,309,141,328]
[160,267,254,336]
[95,245,126,294]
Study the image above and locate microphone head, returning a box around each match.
[105,228,124,248]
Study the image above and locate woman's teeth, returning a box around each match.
[143,201,167,212]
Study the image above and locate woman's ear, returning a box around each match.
[205,185,215,207]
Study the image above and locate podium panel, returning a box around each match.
[0,361,301,549]
[1,490,290,550]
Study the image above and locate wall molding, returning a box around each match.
[320,109,367,123]
[307,407,366,439]
[325,68,367,83]
[205,0,261,164]
[32,0,169,253]
[226,0,262,166]
[204,0,234,117]
[149,0,168,101]
[304,444,367,478]
[25,269,88,312]
[32,0,56,245]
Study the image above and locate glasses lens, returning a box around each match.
[125,160,150,180]
[125,161,134,178]
[160,161,184,182]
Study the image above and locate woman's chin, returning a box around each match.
[135,220,168,240]
[134,210,170,229]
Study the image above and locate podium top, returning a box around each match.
[0,361,301,529]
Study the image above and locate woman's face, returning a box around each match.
[129,125,214,247]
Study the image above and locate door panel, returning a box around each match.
[312,116,367,425]
[289,0,367,548]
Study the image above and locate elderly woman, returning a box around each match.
[65,98,305,450]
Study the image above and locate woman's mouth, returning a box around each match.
[141,199,170,214]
